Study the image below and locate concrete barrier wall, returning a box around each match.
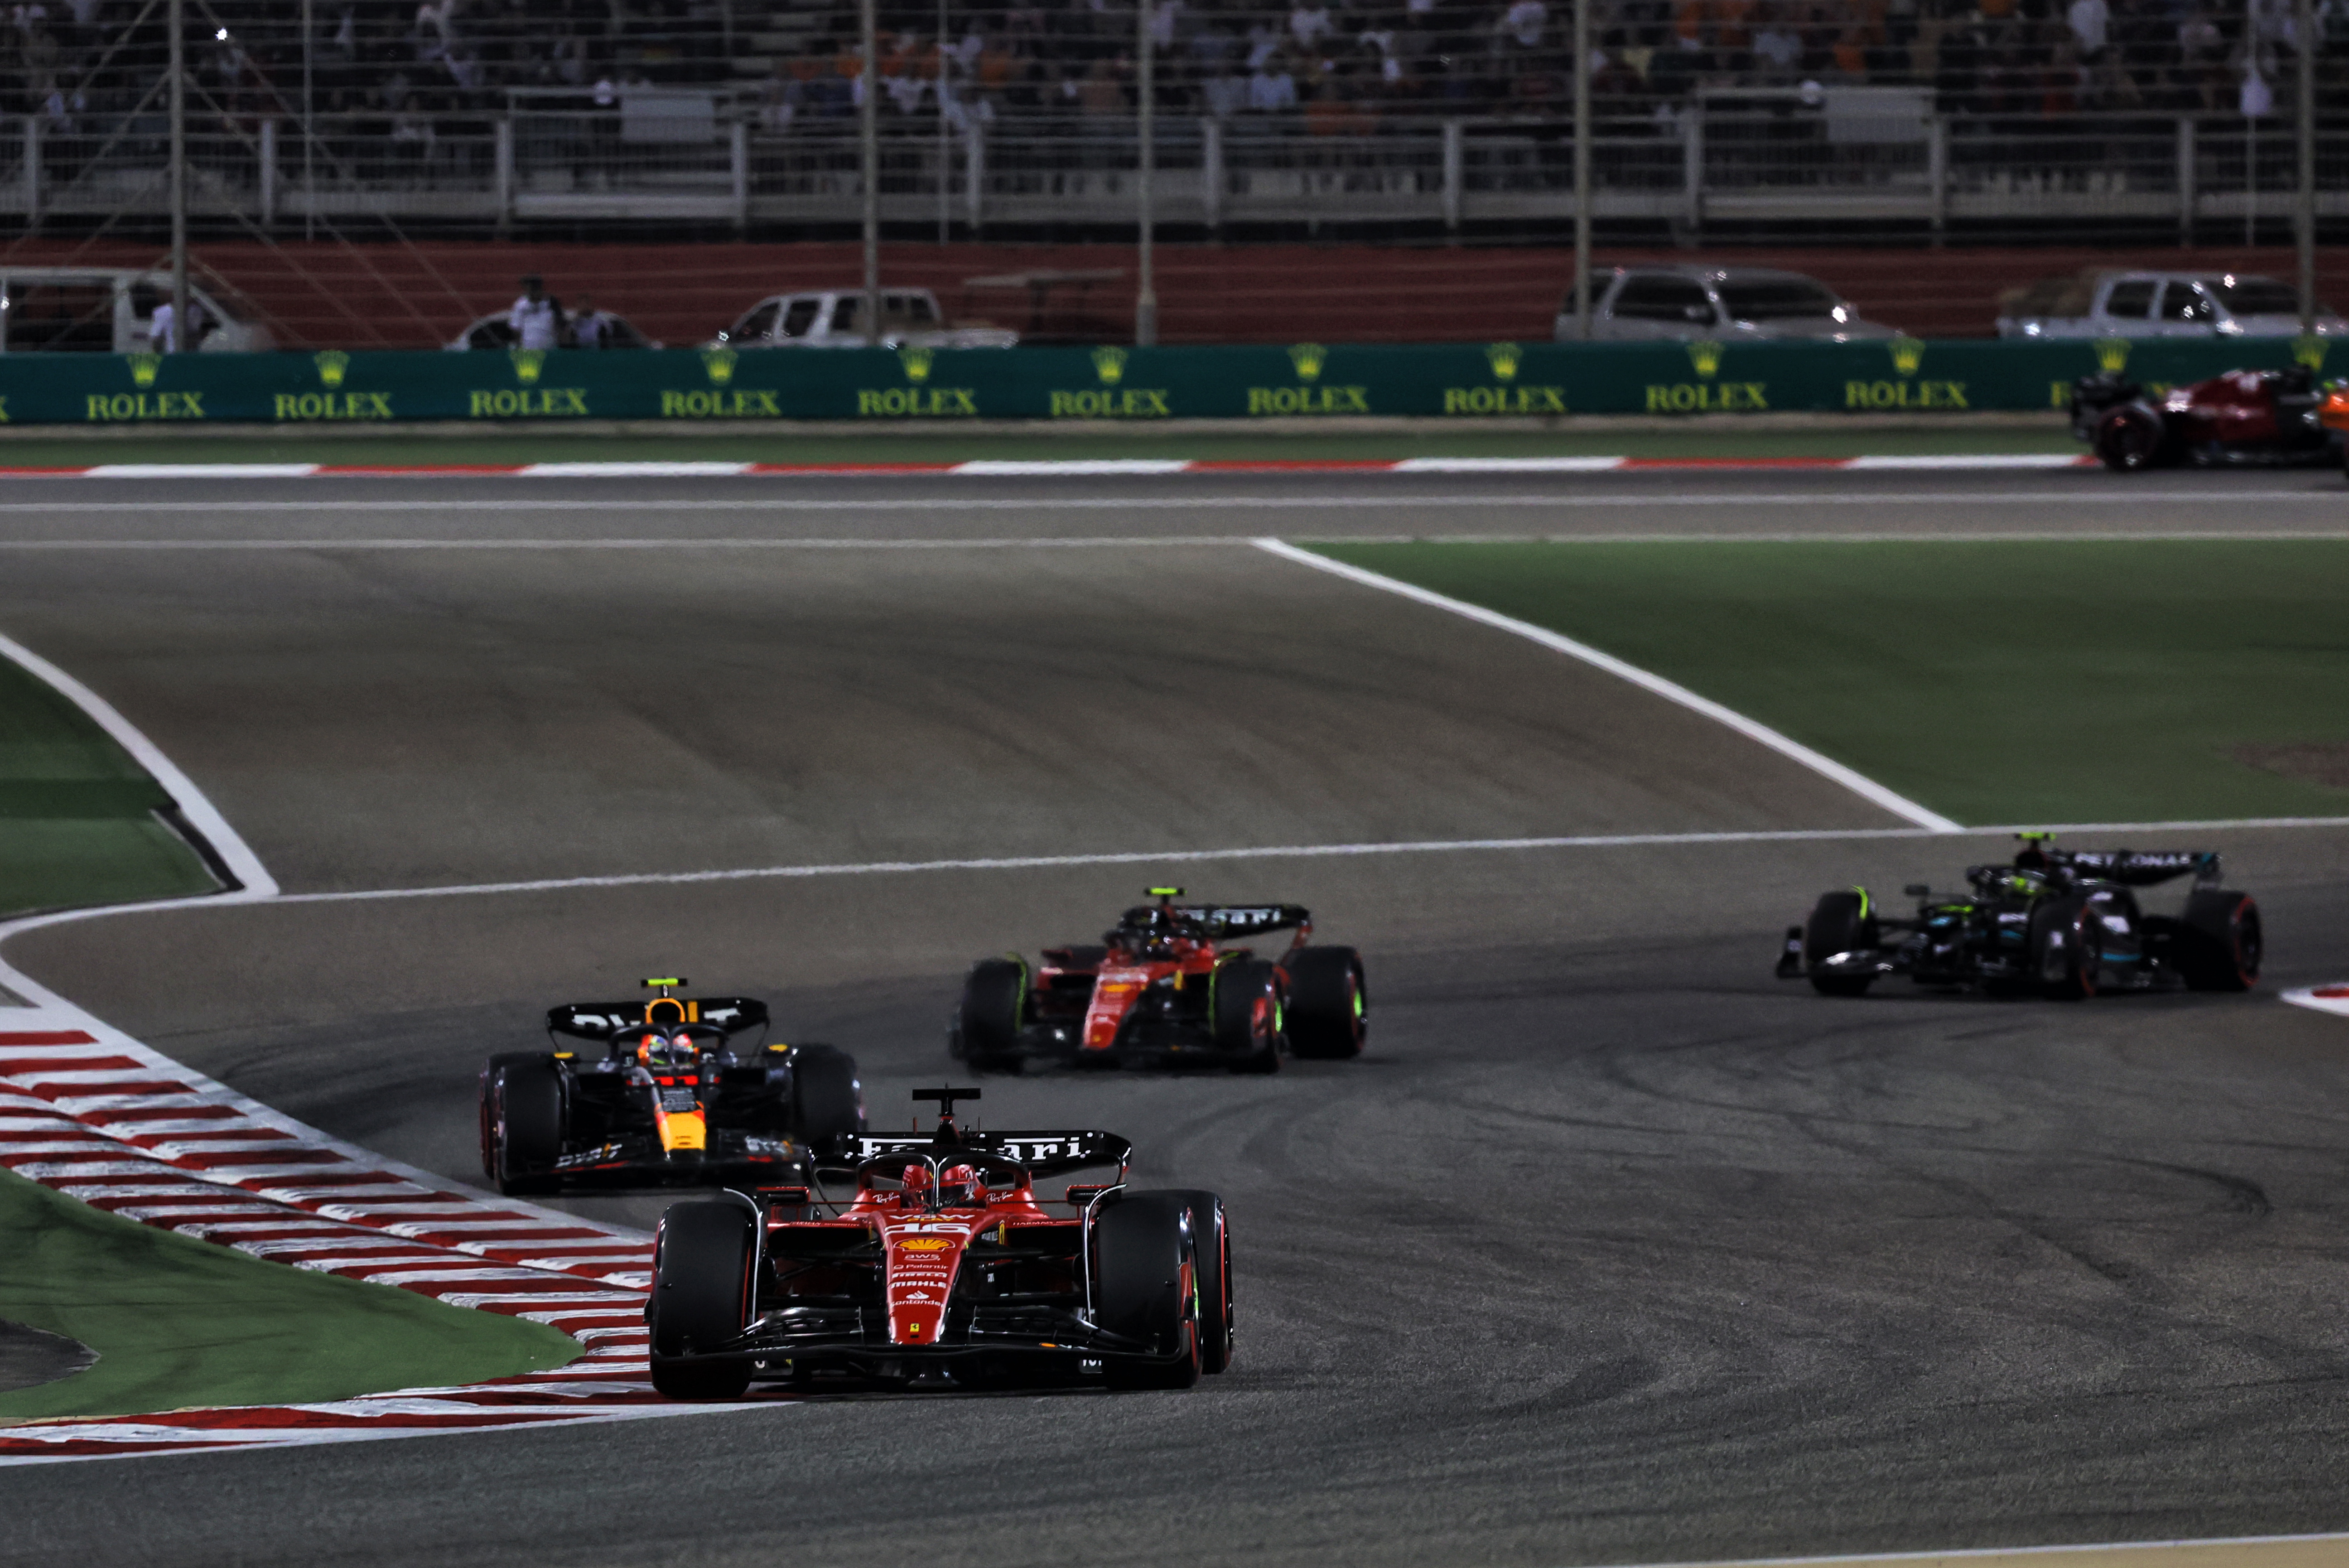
[14,335,2329,427]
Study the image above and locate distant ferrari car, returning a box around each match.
[1778,836,2261,999]
[478,978,863,1195]
[950,888,1367,1073]
[2072,366,2345,471]
[646,1086,1229,1398]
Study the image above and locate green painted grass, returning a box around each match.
[0,423,2074,468]
[0,1169,579,1421]
[0,654,218,919]
[1312,540,2349,827]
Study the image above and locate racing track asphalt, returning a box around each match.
[4,470,2349,1568]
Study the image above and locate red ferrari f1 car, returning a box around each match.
[478,978,863,1195]
[2073,366,2349,472]
[645,1086,1230,1398]
[949,888,1367,1073]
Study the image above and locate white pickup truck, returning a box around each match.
[709,288,1018,350]
[1997,270,2344,339]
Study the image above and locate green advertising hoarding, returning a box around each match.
[2,334,2331,428]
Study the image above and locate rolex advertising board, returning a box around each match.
[0,335,2325,426]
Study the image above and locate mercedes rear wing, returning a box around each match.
[2060,850,2221,887]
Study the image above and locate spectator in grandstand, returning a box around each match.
[2067,0,2109,59]
[508,276,561,352]
[569,294,609,349]
[1248,48,1298,110]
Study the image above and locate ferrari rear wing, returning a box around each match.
[545,997,770,1042]
[826,1129,1134,1179]
[1118,903,1312,939]
[2061,850,2220,887]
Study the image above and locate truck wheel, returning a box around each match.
[1213,960,1283,1073]
[786,1043,863,1156]
[1282,946,1365,1060]
[1093,1192,1202,1390]
[2180,890,2261,991]
[2096,405,2167,471]
[1803,891,1877,997]
[958,958,1028,1074]
[490,1059,563,1195]
[2032,895,2099,1000]
[648,1201,755,1400]
[478,1052,546,1180]
[1157,1190,1232,1374]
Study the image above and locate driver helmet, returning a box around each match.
[2004,868,2050,898]
[938,1162,984,1207]
[894,1160,934,1207]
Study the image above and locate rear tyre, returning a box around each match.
[490,1059,563,1195]
[2032,895,2099,1001]
[2180,890,2262,991]
[1283,946,1366,1060]
[1094,1192,1202,1390]
[648,1201,755,1400]
[1803,891,1878,997]
[786,1043,864,1156]
[1158,1190,1232,1374]
[1213,960,1283,1074]
[2096,405,2168,471]
[958,958,1029,1075]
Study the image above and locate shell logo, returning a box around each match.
[898,1237,953,1252]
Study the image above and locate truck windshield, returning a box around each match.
[1715,280,1843,320]
[2206,277,2315,316]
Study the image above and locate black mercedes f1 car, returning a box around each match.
[1777,836,2261,999]
[478,978,864,1195]
[950,888,1367,1073]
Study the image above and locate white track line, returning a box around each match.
[1604,1529,2349,1567]
[4,531,2349,552]
[2281,985,2349,1020]
[0,630,277,900]
[1253,537,1962,833]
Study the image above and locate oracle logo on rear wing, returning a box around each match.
[545,997,771,1041]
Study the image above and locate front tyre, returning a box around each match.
[648,1201,755,1400]
[489,1059,563,1195]
[958,957,1029,1074]
[785,1042,864,1156]
[1094,1192,1202,1390]
[1803,890,1878,997]
[1158,1190,1232,1374]
[2032,895,2099,1001]
[2096,405,2169,471]
[1213,959,1283,1074]
[1283,946,1366,1060]
[2180,890,2261,991]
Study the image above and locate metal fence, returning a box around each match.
[1,108,2343,238]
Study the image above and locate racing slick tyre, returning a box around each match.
[478,1052,547,1180]
[1093,1192,1203,1390]
[785,1043,864,1157]
[488,1058,563,1196]
[2096,405,2170,471]
[1212,960,1283,1074]
[958,957,1028,1075]
[1282,946,1366,1060]
[2179,889,2262,992]
[1802,891,1878,997]
[1158,1190,1232,1374]
[2031,895,2099,1001]
[648,1201,756,1400]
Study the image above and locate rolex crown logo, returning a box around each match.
[1287,343,1327,382]
[1485,342,1521,382]
[509,348,546,385]
[1091,345,1129,385]
[898,346,935,383]
[1887,336,1926,377]
[1685,340,1723,379]
[2093,338,2131,375]
[701,347,738,385]
[314,350,350,389]
[2292,333,2328,372]
[127,352,162,388]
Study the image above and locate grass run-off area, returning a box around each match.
[0,1169,578,1421]
[1312,539,2349,828]
[0,421,2075,468]
[0,653,219,921]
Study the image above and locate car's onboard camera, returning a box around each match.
[477,977,865,1195]
[1778,834,2262,1000]
[952,886,1369,1073]
[644,1086,1233,1399]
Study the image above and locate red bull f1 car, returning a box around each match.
[1777,836,2261,999]
[478,978,864,1195]
[645,1086,1230,1398]
[949,888,1367,1073]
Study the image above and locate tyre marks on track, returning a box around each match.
[0,1017,756,1464]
